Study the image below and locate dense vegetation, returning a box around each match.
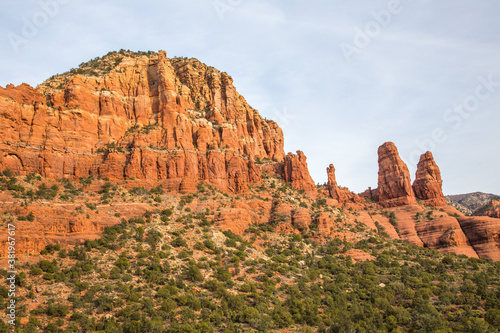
[1,172,500,332]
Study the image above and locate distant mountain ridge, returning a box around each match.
[446,192,500,215]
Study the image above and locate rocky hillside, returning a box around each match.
[1,171,500,332]
[447,192,500,215]
[8,194,500,332]
[445,197,473,215]
[474,199,500,219]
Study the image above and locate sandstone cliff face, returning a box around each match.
[458,216,500,261]
[412,152,446,206]
[283,151,316,193]
[0,51,285,193]
[377,142,416,207]
[326,164,361,205]
[215,208,260,235]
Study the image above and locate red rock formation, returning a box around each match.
[215,209,258,235]
[271,201,293,226]
[359,187,378,202]
[0,51,285,193]
[344,249,376,263]
[384,206,424,246]
[283,151,316,192]
[315,212,336,236]
[291,208,312,229]
[488,200,500,218]
[327,164,338,188]
[326,164,361,204]
[374,205,478,258]
[377,142,416,207]
[412,151,446,206]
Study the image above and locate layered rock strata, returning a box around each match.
[412,151,446,206]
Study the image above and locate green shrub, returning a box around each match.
[38,260,57,273]
[184,261,204,282]
[172,237,187,248]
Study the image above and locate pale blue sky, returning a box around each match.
[1,0,499,195]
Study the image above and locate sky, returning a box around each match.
[1,0,499,195]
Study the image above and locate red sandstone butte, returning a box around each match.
[0,51,286,193]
